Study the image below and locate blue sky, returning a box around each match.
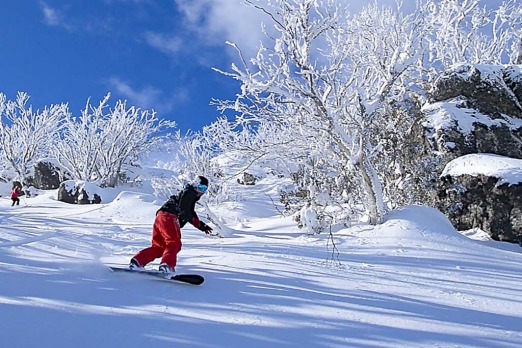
[1,0,396,133]
[0,1,250,133]
[0,0,503,133]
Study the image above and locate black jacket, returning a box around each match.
[158,185,207,230]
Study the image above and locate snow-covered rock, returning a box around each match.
[421,64,522,244]
[437,154,522,244]
[57,180,103,204]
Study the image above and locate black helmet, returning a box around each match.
[198,176,209,186]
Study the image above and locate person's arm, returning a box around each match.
[189,216,213,234]
[180,188,213,234]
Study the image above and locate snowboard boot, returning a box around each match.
[158,263,174,274]
[129,258,143,270]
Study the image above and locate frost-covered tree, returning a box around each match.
[211,0,522,231]
[203,115,306,176]
[53,94,176,187]
[0,92,67,183]
[173,130,216,180]
[213,0,427,226]
[420,0,522,81]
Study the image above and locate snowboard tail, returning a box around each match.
[109,266,204,285]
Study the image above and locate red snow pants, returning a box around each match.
[133,211,182,269]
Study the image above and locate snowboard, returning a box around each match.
[109,266,204,285]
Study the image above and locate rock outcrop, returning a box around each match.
[436,154,522,244]
[57,180,102,205]
[421,64,522,244]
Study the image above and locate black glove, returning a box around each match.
[199,222,213,234]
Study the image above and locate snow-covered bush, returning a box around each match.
[52,93,176,187]
[0,92,67,183]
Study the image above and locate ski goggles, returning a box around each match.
[196,184,208,194]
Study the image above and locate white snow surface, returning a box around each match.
[1,177,522,348]
[442,153,522,185]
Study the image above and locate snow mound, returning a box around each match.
[383,205,457,236]
[377,205,477,251]
[89,191,159,225]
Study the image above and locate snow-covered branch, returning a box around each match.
[0,92,67,183]
[53,94,176,187]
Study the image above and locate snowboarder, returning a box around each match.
[129,176,213,274]
[10,187,21,206]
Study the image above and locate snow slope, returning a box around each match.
[1,178,521,348]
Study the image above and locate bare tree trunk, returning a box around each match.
[515,39,522,64]
[107,173,118,188]
[357,152,385,225]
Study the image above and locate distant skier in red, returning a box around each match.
[10,187,21,206]
[129,176,213,274]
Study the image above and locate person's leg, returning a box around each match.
[158,213,182,270]
[132,215,166,267]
